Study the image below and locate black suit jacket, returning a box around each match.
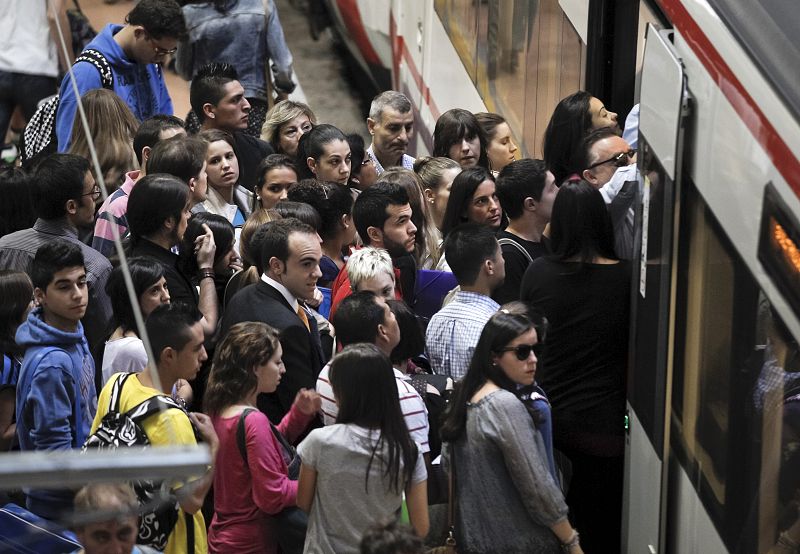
[221,281,325,422]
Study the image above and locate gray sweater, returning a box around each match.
[443,389,568,554]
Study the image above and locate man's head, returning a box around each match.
[331,290,400,355]
[32,153,96,229]
[191,63,250,131]
[496,158,557,223]
[353,182,416,258]
[367,91,414,165]
[346,247,396,300]
[127,173,190,247]
[124,0,187,65]
[260,218,322,301]
[73,483,139,554]
[31,240,87,331]
[133,114,186,171]
[145,302,206,381]
[580,127,635,188]
[146,136,208,205]
[443,224,505,290]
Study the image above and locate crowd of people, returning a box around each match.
[0,1,643,553]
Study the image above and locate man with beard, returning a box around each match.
[366,91,416,173]
[330,182,418,314]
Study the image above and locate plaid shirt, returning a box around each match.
[366,145,415,175]
[0,218,112,348]
[425,291,499,380]
[92,170,139,257]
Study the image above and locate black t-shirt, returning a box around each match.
[520,257,630,444]
[492,230,549,305]
[233,132,273,192]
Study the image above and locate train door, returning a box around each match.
[622,24,690,554]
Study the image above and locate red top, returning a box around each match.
[208,404,314,554]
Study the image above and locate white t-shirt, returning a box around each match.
[0,1,59,76]
[316,363,430,454]
[102,336,147,385]
[297,424,427,554]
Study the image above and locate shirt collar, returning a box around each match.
[261,273,299,311]
[33,218,78,238]
[120,170,141,195]
[392,367,411,381]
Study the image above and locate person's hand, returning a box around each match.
[189,412,219,455]
[174,379,194,406]
[302,287,323,308]
[228,255,244,273]
[195,224,216,270]
[294,388,322,416]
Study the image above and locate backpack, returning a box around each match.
[20,49,113,166]
[82,373,194,552]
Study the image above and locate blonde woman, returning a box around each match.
[260,100,317,158]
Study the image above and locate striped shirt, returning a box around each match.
[316,362,430,453]
[0,218,112,349]
[425,291,499,380]
[92,170,139,257]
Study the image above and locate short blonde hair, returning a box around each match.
[347,247,394,291]
[260,100,317,151]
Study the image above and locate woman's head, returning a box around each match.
[254,154,298,210]
[286,179,355,243]
[0,166,36,238]
[414,156,461,230]
[296,124,351,185]
[204,322,282,415]
[198,129,239,191]
[274,200,322,232]
[261,100,317,158]
[69,88,139,191]
[440,167,502,236]
[549,180,617,263]
[181,212,237,276]
[347,132,378,191]
[432,108,489,169]
[0,270,33,346]
[105,257,168,334]
[542,91,619,185]
[475,112,518,172]
[347,246,396,300]
[386,300,424,367]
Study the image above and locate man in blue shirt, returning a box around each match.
[426,224,505,380]
[56,0,187,151]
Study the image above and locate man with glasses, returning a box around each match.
[0,154,112,353]
[55,0,187,152]
[580,127,640,259]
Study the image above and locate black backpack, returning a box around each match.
[82,373,194,552]
[20,49,113,166]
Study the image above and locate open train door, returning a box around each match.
[622,23,691,554]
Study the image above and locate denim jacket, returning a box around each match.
[177,0,295,99]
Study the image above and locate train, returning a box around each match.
[309,0,800,552]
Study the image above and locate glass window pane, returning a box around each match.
[434,0,479,82]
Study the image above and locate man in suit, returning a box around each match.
[221,218,325,422]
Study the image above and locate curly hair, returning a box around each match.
[204,322,281,415]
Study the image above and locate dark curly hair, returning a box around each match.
[126,0,187,40]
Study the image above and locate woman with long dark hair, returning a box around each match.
[253,154,298,212]
[439,167,503,239]
[0,270,33,451]
[542,91,619,185]
[297,343,429,552]
[432,108,489,169]
[180,212,241,299]
[520,180,629,553]
[205,321,321,554]
[439,308,582,554]
[295,124,351,185]
[197,129,253,229]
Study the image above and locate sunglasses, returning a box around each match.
[496,343,543,361]
[587,149,636,170]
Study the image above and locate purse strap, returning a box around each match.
[445,443,457,546]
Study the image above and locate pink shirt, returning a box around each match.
[208,404,314,554]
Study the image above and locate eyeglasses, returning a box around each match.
[495,343,543,361]
[82,185,102,201]
[145,32,178,56]
[587,149,636,170]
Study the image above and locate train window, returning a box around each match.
[672,184,800,552]
[435,0,584,158]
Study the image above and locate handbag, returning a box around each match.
[237,408,307,554]
[428,444,458,554]
[66,0,97,55]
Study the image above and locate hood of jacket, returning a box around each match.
[16,307,87,351]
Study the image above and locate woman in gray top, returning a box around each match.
[440,307,584,554]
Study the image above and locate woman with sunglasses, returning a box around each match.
[520,179,630,554]
[439,305,582,554]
